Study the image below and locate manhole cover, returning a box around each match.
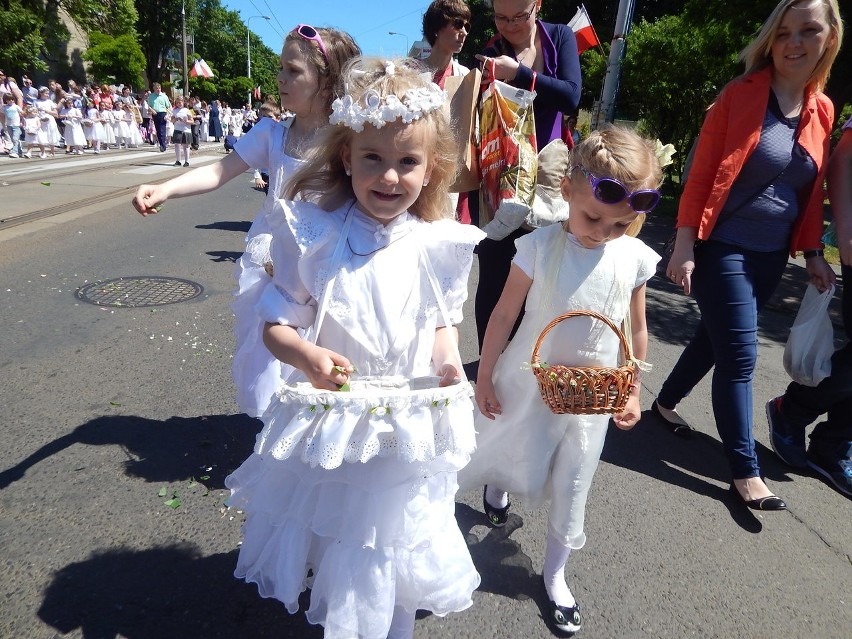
[76,276,204,308]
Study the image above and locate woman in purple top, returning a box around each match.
[474,0,582,349]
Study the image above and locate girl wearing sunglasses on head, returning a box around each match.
[657,0,842,512]
[461,127,662,636]
[473,0,582,353]
[132,26,360,420]
[421,0,474,223]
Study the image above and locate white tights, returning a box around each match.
[542,531,575,607]
[386,605,415,639]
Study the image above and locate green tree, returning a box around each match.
[0,2,49,74]
[83,31,146,87]
[192,0,278,101]
[134,0,184,85]
[62,0,138,35]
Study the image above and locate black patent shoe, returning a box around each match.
[729,484,787,511]
[548,599,582,634]
[483,485,510,527]
[651,400,694,438]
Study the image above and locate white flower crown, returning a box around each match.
[329,61,446,132]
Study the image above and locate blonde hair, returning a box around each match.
[568,126,663,236]
[740,0,842,92]
[285,56,458,222]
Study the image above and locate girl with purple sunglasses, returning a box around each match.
[460,127,662,636]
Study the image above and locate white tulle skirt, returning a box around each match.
[226,379,480,639]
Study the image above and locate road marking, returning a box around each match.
[0,145,223,178]
[121,155,220,174]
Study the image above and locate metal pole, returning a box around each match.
[247,15,270,106]
[181,1,189,97]
[593,0,635,129]
[388,32,410,57]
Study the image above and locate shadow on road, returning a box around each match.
[37,544,321,639]
[207,249,243,263]
[196,221,251,233]
[0,413,259,490]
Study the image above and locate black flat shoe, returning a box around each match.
[548,599,582,634]
[729,484,787,511]
[483,485,510,527]
[651,400,694,438]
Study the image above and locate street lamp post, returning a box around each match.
[247,15,271,106]
[388,31,410,57]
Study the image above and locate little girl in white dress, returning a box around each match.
[460,127,663,636]
[225,57,483,639]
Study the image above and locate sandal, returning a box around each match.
[483,485,510,527]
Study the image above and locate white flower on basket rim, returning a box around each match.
[369,405,391,416]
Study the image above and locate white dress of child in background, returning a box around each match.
[114,106,129,147]
[62,105,87,152]
[100,107,116,147]
[226,199,483,638]
[460,224,659,548]
[124,107,143,147]
[229,117,304,418]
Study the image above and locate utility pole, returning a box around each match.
[592,0,635,129]
[181,1,189,97]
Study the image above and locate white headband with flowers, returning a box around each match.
[329,60,446,132]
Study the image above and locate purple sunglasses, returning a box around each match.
[293,24,329,63]
[576,165,661,213]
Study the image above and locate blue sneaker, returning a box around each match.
[765,396,807,468]
[807,439,852,498]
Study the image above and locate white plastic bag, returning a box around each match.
[783,283,835,386]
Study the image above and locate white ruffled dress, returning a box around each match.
[230,117,303,418]
[226,200,484,639]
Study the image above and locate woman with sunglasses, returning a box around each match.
[462,127,662,635]
[132,26,360,420]
[473,0,582,350]
[658,0,842,511]
[421,0,474,223]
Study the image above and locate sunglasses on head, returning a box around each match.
[293,24,329,63]
[576,165,661,213]
[451,18,471,31]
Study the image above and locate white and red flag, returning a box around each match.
[569,4,601,54]
[189,59,214,79]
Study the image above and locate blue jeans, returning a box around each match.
[152,111,168,151]
[658,240,789,478]
[5,125,22,156]
[782,263,852,444]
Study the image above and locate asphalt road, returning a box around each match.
[0,151,849,639]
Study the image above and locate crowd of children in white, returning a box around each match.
[0,72,259,160]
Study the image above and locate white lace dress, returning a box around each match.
[226,200,484,639]
[230,117,304,418]
[459,224,659,548]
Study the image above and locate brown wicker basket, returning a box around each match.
[531,310,635,415]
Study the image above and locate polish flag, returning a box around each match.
[569,5,601,55]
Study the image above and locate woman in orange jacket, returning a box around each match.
[656,0,842,510]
